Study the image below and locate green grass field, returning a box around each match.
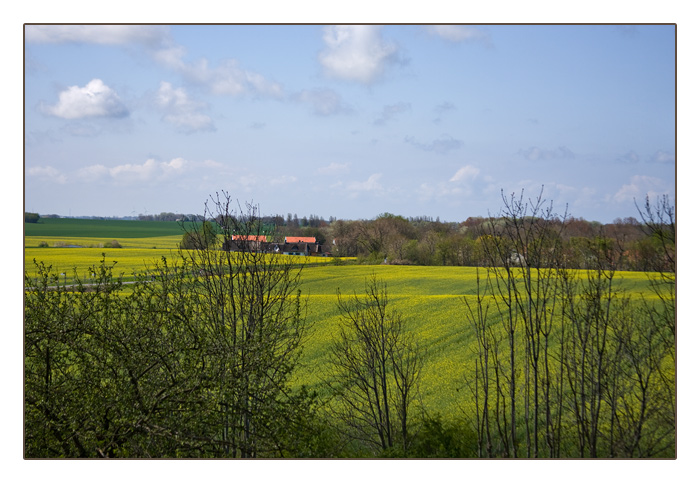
[24,217,186,238]
[24,220,667,418]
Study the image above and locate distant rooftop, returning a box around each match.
[232,235,267,242]
[285,236,316,243]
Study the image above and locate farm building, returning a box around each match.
[223,234,332,256]
[274,240,328,256]
[284,236,317,244]
[222,234,267,252]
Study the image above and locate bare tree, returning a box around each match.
[466,188,568,457]
[465,189,676,458]
[328,274,423,455]
[176,192,309,457]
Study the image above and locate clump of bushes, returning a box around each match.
[37,241,49,248]
[103,240,122,248]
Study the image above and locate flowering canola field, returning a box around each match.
[24,237,661,417]
[294,264,661,416]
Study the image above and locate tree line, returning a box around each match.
[321,210,669,272]
[24,190,675,458]
[221,202,670,273]
[463,190,675,457]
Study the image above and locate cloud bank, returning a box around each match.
[76,157,224,185]
[25,25,170,48]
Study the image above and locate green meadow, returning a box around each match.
[24,217,184,238]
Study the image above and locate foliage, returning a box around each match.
[24,194,316,458]
[179,220,217,250]
[328,274,424,455]
[102,239,122,248]
[404,415,478,457]
[25,212,40,223]
[173,192,311,457]
[462,189,675,458]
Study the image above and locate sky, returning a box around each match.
[24,24,675,223]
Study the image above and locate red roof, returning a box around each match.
[232,235,267,242]
[285,236,316,243]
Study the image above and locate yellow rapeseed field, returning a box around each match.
[24,238,668,417]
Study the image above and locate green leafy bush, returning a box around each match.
[103,240,122,248]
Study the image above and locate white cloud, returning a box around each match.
[202,159,225,169]
[450,165,480,183]
[42,79,128,120]
[405,135,463,154]
[108,159,162,182]
[269,175,298,186]
[76,157,204,184]
[156,82,214,133]
[346,173,384,197]
[518,146,575,162]
[25,25,170,48]
[417,164,483,202]
[651,150,675,164]
[75,164,110,182]
[26,25,283,101]
[237,173,259,192]
[26,165,67,184]
[319,25,398,84]
[151,44,188,69]
[424,25,491,45]
[166,55,284,99]
[418,182,464,201]
[240,69,284,98]
[317,162,350,175]
[613,175,672,203]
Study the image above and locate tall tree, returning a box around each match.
[177,192,309,457]
[464,189,675,458]
[328,275,423,455]
[25,192,314,458]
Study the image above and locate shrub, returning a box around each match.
[37,241,49,248]
[180,221,217,250]
[103,240,122,248]
[25,212,40,223]
[406,415,478,458]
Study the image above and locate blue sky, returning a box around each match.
[24,24,675,223]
